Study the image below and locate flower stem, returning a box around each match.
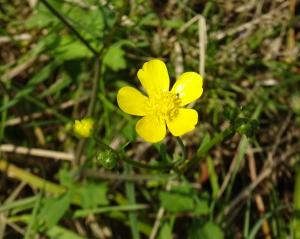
[179,127,235,172]
[174,137,187,166]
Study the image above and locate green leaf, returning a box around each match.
[158,222,172,239]
[189,222,224,239]
[68,6,104,40]
[47,226,84,239]
[49,36,93,61]
[159,184,210,215]
[76,182,108,208]
[26,0,62,28]
[58,167,73,188]
[194,194,210,215]
[159,185,194,213]
[103,42,128,71]
[38,192,71,229]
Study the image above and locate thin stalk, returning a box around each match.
[125,163,140,239]
[74,56,102,166]
[74,204,148,218]
[74,3,125,167]
[175,137,187,166]
[179,127,234,172]
[24,193,42,239]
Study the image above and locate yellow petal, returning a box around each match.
[117,86,148,116]
[136,115,166,143]
[137,59,170,96]
[171,72,203,106]
[166,109,198,136]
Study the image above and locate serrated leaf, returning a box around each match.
[58,167,73,188]
[194,195,210,215]
[38,192,71,229]
[68,7,104,40]
[76,182,108,209]
[159,185,194,213]
[189,222,224,239]
[49,36,93,61]
[103,43,126,71]
[26,0,62,28]
[158,222,172,239]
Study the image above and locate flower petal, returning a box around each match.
[117,86,148,116]
[136,115,166,143]
[137,59,170,96]
[166,109,198,136]
[171,72,203,106]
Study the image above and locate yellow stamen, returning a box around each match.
[147,91,181,121]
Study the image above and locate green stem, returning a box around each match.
[74,3,125,167]
[39,0,98,56]
[122,157,174,171]
[125,163,140,239]
[179,127,234,172]
[74,204,148,218]
[175,137,187,166]
[93,138,180,171]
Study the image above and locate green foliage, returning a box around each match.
[58,168,108,208]
[189,221,224,239]
[48,36,93,60]
[37,192,72,230]
[103,42,127,71]
[47,226,85,239]
[76,182,108,208]
[159,184,209,215]
[158,222,172,239]
[1,0,299,238]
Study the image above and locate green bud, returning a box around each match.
[96,149,118,170]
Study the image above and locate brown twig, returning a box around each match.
[0,144,74,161]
[210,2,289,40]
[219,144,300,221]
[1,55,48,82]
[247,147,271,239]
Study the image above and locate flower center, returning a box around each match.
[147,91,181,121]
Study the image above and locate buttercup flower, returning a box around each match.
[73,118,94,138]
[117,59,203,143]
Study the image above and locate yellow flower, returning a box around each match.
[117,59,203,143]
[73,118,94,138]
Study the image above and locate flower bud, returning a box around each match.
[73,118,94,138]
[96,149,118,170]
